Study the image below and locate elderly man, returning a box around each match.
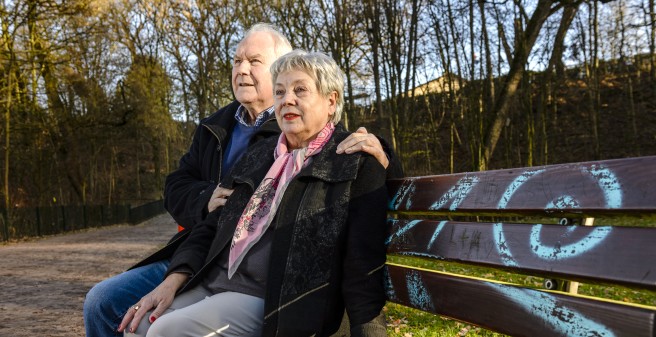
[83,23,399,337]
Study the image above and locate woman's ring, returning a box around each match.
[133,304,141,311]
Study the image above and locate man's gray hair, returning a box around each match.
[270,50,345,123]
[242,23,292,58]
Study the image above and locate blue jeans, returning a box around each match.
[83,260,170,337]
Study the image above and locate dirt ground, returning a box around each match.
[0,214,178,337]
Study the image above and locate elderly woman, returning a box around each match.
[120,50,388,337]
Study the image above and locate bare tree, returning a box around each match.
[480,0,576,170]
[651,0,656,81]
[363,0,395,147]
[540,3,579,164]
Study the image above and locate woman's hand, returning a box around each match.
[117,272,189,333]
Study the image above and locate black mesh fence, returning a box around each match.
[34,206,62,236]
[0,200,165,241]
[129,200,165,225]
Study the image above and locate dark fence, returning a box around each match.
[0,199,165,241]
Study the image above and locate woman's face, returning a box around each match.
[274,69,336,149]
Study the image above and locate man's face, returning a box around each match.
[231,32,278,118]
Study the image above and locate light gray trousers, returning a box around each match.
[125,286,264,337]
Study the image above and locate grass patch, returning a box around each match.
[385,302,507,336]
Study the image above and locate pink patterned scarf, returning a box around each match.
[228,122,336,279]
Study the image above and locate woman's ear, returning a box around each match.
[327,91,338,115]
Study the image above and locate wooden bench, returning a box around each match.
[385,156,656,337]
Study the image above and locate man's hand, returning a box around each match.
[117,273,188,333]
[207,185,234,213]
[336,127,389,169]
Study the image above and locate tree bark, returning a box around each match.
[541,4,579,165]
[480,0,556,171]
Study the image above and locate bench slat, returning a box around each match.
[387,219,656,290]
[386,264,656,337]
[388,156,656,216]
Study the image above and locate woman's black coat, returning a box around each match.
[168,127,389,337]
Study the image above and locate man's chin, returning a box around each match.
[236,90,257,100]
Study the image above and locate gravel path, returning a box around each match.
[0,214,178,337]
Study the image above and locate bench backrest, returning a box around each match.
[385,156,656,337]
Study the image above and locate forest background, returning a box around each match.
[1,0,655,211]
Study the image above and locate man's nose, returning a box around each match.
[235,61,250,74]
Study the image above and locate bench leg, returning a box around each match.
[545,218,596,294]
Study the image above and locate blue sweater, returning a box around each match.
[221,121,260,179]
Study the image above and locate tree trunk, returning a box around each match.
[650,0,656,82]
[542,4,579,165]
[3,67,11,211]
[364,0,394,148]
[480,0,555,171]
[589,0,600,159]
[479,0,495,112]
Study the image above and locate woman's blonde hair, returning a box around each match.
[270,50,345,123]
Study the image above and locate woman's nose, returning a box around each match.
[282,92,295,105]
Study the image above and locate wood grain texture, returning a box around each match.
[387,219,656,290]
[386,264,656,337]
[385,156,656,336]
[388,156,656,217]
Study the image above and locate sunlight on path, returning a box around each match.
[0,214,177,337]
